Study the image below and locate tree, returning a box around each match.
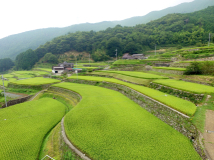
[124,42,141,54]
[106,37,122,57]
[15,49,38,70]
[92,49,110,62]
[43,53,58,63]
[0,58,14,72]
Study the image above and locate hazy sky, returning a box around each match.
[0,0,194,39]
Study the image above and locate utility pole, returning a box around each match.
[115,49,117,61]
[155,44,156,56]
[2,75,7,107]
[208,33,211,46]
[89,53,90,66]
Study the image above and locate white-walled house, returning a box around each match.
[52,67,64,74]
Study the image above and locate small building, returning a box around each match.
[52,67,64,74]
[122,53,145,60]
[52,61,74,74]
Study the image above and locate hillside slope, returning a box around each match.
[0,0,214,60]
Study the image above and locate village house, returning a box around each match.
[52,61,74,74]
[122,53,146,60]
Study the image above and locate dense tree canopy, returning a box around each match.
[15,49,38,70]
[0,58,14,72]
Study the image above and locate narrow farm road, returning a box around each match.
[29,89,47,101]
[203,110,214,160]
[5,92,24,98]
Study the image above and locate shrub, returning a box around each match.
[184,62,202,75]
[177,45,183,49]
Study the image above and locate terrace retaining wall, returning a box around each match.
[7,83,59,90]
[65,79,206,159]
[152,68,185,75]
[149,82,204,103]
[2,95,32,108]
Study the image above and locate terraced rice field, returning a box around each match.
[89,72,150,85]
[0,78,17,87]
[10,77,60,85]
[113,59,171,65]
[68,76,196,116]
[98,71,168,79]
[153,67,186,71]
[0,98,66,159]
[53,82,200,159]
[153,79,214,94]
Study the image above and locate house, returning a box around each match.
[122,53,145,60]
[52,66,64,74]
[52,61,74,74]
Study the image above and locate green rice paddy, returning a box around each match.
[153,67,186,71]
[98,70,168,79]
[53,82,200,160]
[68,76,196,116]
[0,98,66,159]
[153,79,214,94]
[10,77,60,85]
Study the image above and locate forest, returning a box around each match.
[5,6,214,70]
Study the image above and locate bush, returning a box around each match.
[184,62,202,75]
[200,61,214,75]
[177,45,182,49]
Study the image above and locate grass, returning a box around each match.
[153,79,214,94]
[10,77,60,85]
[0,78,17,87]
[0,98,66,160]
[53,82,200,160]
[33,68,52,72]
[113,59,171,65]
[98,70,168,79]
[68,76,197,116]
[89,72,151,86]
[153,67,186,71]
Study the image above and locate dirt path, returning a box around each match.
[203,110,214,160]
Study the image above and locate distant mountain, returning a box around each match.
[113,0,214,26]
[0,0,214,60]
[0,22,116,60]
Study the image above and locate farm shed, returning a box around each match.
[52,67,64,74]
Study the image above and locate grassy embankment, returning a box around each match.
[52,82,201,160]
[0,98,66,160]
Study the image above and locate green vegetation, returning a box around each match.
[89,71,151,85]
[113,59,170,65]
[0,58,14,72]
[33,68,52,72]
[53,82,200,159]
[0,78,17,87]
[10,77,60,85]
[153,67,186,71]
[98,70,168,79]
[153,79,214,94]
[0,98,66,159]
[68,76,196,116]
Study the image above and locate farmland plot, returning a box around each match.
[10,77,60,85]
[0,98,66,159]
[153,79,214,94]
[53,82,201,159]
[68,76,196,116]
[98,70,168,79]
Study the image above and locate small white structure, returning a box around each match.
[52,67,64,74]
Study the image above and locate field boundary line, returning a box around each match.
[61,117,91,160]
[29,89,47,101]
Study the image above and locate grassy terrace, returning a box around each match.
[153,79,214,94]
[0,98,66,159]
[98,70,168,79]
[53,82,200,160]
[68,76,196,116]
[113,59,171,65]
[89,72,151,85]
[0,78,17,87]
[10,77,60,85]
[177,61,214,63]
[153,67,186,71]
